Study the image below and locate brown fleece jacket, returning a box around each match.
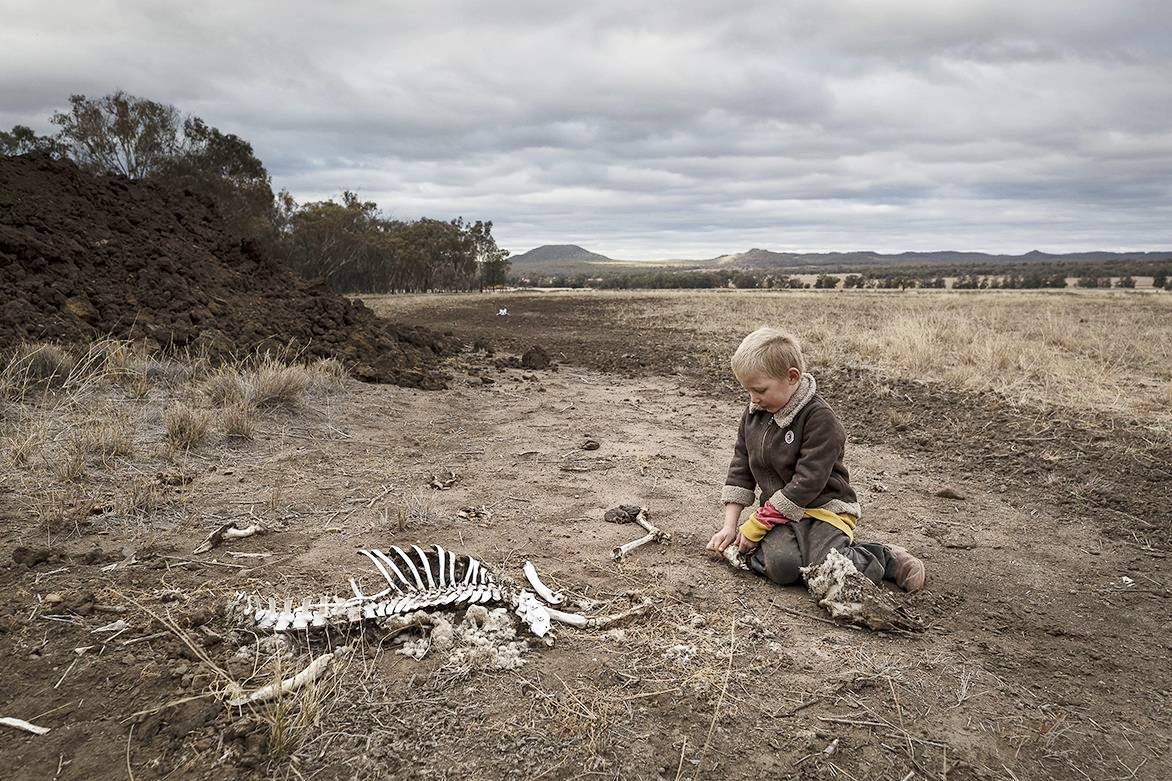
[720,374,861,521]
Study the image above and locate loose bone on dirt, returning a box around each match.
[227,648,342,707]
[612,507,671,560]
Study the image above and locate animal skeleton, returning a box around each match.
[194,520,263,554]
[721,544,750,570]
[231,544,652,639]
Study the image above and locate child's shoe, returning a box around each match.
[887,545,925,592]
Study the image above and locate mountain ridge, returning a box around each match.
[511,244,1170,273]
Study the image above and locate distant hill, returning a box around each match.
[709,248,1172,271]
[509,245,613,265]
[507,244,652,278]
[504,244,1172,285]
[508,245,1170,279]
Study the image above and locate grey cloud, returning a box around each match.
[1,0,1169,255]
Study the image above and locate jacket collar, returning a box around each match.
[748,373,817,429]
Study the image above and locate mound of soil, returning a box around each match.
[0,154,456,387]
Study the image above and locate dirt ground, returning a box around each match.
[1,290,1169,780]
[0,154,457,386]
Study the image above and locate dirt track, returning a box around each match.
[2,288,1169,780]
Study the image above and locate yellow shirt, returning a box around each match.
[804,508,857,540]
[740,507,857,542]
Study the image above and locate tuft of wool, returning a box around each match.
[664,644,698,662]
[801,549,922,633]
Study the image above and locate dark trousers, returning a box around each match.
[747,517,894,586]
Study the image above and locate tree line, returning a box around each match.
[514,266,1172,291]
[2,91,509,292]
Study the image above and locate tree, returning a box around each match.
[155,117,274,239]
[278,191,383,286]
[274,194,507,293]
[46,91,274,240]
[454,218,510,290]
[50,91,184,179]
[395,218,477,292]
[731,271,759,289]
[0,125,64,157]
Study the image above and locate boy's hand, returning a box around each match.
[706,526,738,553]
[735,531,757,554]
[709,503,747,556]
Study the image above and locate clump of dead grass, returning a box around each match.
[2,339,190,405]
[247,652,343,761]
[200,355,328,415]
[249,358,313,411]
[2,341,79,399]
[393,491,444,531]
[202,367,249,407]
[164,402,210,449]
[308,356,348,390]
[219,402,257,439]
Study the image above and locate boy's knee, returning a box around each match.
[749,544,803,586]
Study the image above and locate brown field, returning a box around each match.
[2,288,1170,780]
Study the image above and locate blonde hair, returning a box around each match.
[731,327,804,379]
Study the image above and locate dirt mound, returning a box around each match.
[0,154,456,387]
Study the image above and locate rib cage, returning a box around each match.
[351,544,493,598]
[234,545,516,633]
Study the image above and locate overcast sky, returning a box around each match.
[3,1,1170,259]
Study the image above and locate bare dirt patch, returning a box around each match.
[2,291,1169,780]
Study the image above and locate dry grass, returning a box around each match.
[119,475,174,518]
[2,344,341,548]
[29,485,101,542]
[75,404,137,463]
[202,367,248,407]
[397,490,444,530]
[219,401,257,439]
[307,356,348,390]
[2,341,78,399]
[3,416,49,467]
[249,357,313,411]
[202,355,341,437]
[381,288,1172,429]
[243,649,342,760]
[163,402,210,449]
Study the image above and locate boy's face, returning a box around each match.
[738,368,801,414]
